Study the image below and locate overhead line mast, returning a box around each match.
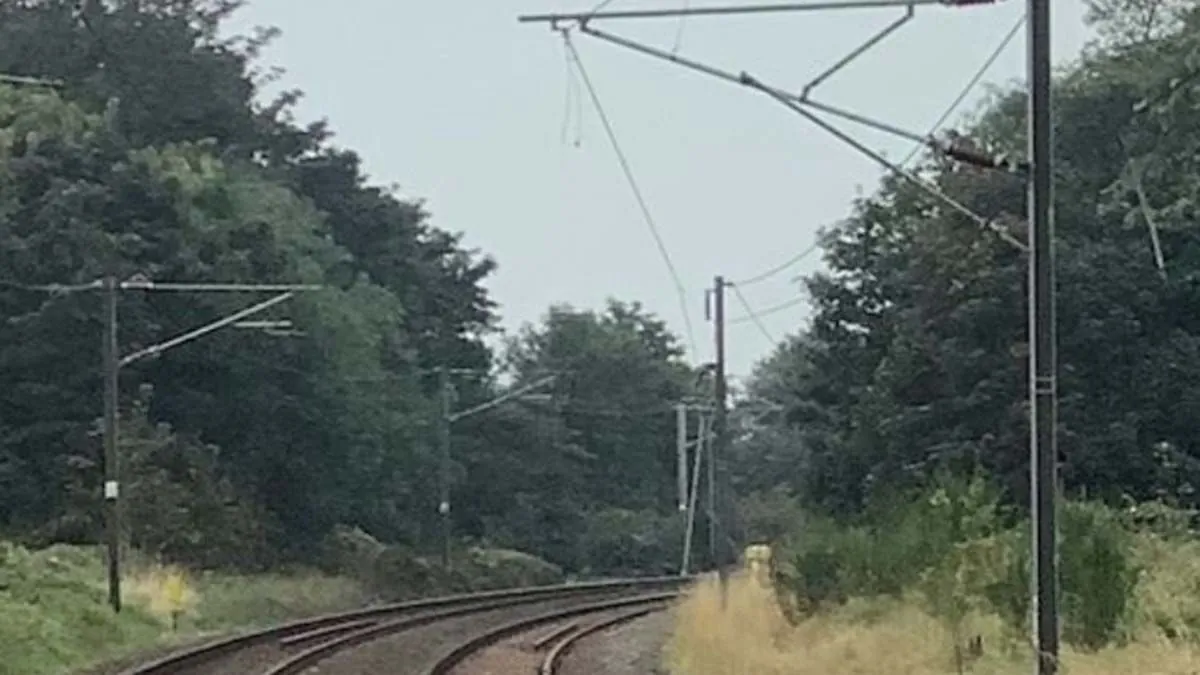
[521,1,1058,672]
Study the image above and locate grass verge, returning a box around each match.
[0,542,366,675]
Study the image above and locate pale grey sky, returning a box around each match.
[226,1,1091,378]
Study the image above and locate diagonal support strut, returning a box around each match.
[740,73,1027,251]
[576,23,1026,175]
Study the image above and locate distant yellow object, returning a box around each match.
[162,569,189,612]
[743,544,772,586]
[148,566,196,629]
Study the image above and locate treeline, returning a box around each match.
[0,0,701,577]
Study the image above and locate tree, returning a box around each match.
[735,6,1200,517]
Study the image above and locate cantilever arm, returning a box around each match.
[119,292,298,368]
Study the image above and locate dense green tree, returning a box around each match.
[733,2,1200,517]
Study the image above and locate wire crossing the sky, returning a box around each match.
[732,240,822,287]
[564,33,699,357]
[729,283,776,343]
[729,295,806,325]
[899,13,1026,167]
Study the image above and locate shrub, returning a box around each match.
[369,544,563,600]
[1059,500,1139,648]
[577,508,683,577]
[457,547,563,590]
[319,524,386,588]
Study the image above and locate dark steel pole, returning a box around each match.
[712,276,730,605]
[1027,0,1058,672]
[102,276,121,613]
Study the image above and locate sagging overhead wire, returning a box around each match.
[729,294,806,325]
[899,13,1026,167]
[729,283,776,344]
[732,240,821,287]
[561,31,700,357]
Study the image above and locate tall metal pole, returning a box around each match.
[676,403,689,512]
[438,367,453,569]
[681,411,707,576]
[102,275,121,613]
[1027,1,1058,673]
[712,276,730,602]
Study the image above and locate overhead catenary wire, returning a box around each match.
[728,294,806,324]
[565,23,1028,251]
[732,240,821,287]
[899,13,1026,167]
[563,32,699,357]
[728,283,776,343]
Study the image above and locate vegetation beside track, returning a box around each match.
[664,483,1200,675]
[0,542,366,675]
[1,537,567,675]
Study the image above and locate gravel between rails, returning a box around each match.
[296,591,654,675]
[556,610,674,675]
[447,609,633,675]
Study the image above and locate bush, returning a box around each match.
[457,547,563,590]
[319,524,386,587]
[368,544,563,601]
[1059,500,1139,648]
[370,545,448,601]
[577,508,683,577]
[770,475,1146,653]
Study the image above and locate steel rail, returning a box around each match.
[118,575,691,675]
[539,606,662,674]
[425,591,677,675]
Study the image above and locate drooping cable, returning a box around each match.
[732,240,821,287]
[899,13,1026,167]
[564,32,699,356]
[729,283,776,343]
[729,294,806,325]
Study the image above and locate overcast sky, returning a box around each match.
[226,1,1092,380]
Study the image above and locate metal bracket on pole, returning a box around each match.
[447,374,558,423]
[119,292,299,368]
[100,277,318,613]
[550,21,1026,251]
[739,72,1028,251]
[799,3,914,99]
[572,23,1028,177]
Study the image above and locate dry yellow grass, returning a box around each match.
[663,573,1200,675]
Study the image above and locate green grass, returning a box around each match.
[0,542,367,675]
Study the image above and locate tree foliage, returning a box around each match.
[734,3,1200,519]
[0,0,694,577]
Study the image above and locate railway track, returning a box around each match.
[427,591,672,675]
[114,575,689,675]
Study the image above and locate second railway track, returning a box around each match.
[427,591,673,675]
[113,575,689,675]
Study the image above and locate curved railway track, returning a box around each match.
[426,592,672,675]
[113,575,689,675]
